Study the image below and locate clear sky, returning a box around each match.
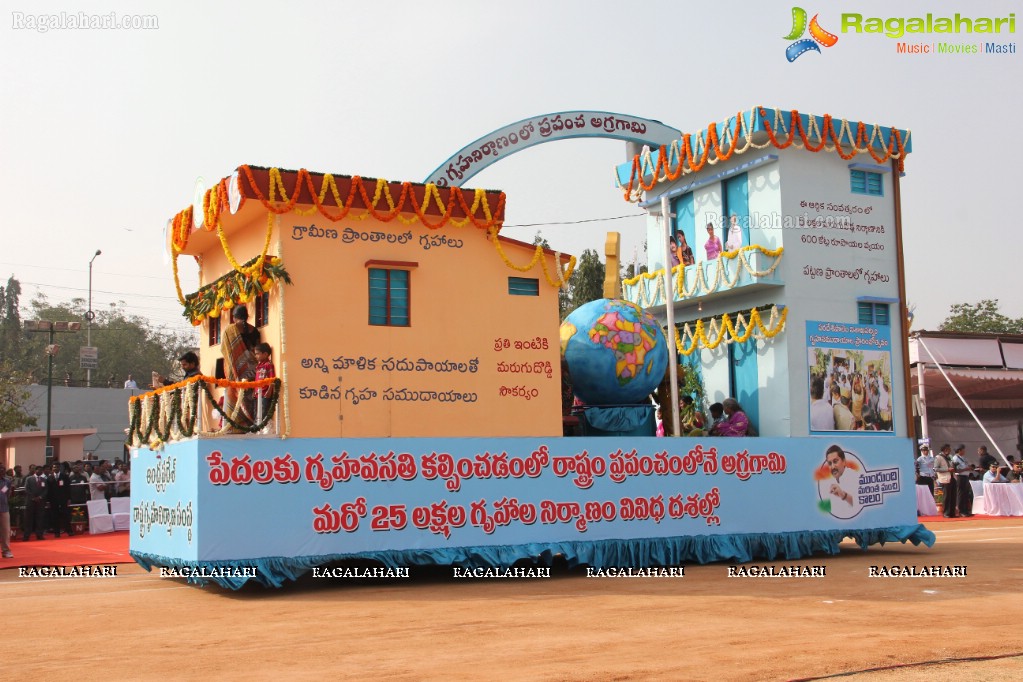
[1,0,1019,340]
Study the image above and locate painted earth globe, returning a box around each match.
[560,298,668,406]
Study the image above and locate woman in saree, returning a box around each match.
[221,305,260,428]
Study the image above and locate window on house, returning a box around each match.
[508,277,539,296]
[369,268,410,326]
[254,292,269,328]
[208,315,221,346]
[858,302,890,326]
[850,169,883,196]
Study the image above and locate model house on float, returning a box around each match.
[170,166,573,439]
[617,107,912,438]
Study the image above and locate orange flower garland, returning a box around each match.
[232,165,506,231]
[167,165,509,315]
[127,374,281,403]
[622,107,909,200]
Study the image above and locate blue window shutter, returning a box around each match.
[850,170,866,194]
[390,270,410,326]
[369,269,389,325]
[866,172,883,196]
[368,268,410,326]
[508,277,540,296]
[858,302,874,324]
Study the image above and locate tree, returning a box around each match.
[0,275,26,367]
[20,292,195,387]
[568,249,605,314]
[0,361,36,431]
[939,299,1023,334]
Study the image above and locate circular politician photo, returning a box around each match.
[815,444,865,520]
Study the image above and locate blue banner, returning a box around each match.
[131,436,918,562]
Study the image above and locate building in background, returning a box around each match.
[910,331,1023,464]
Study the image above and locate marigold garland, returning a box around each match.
[168,166,511,316]
[168,168,506,256]
[127,376,282,446]
[197,379,281,436]
[671,305,788,356]
[232,166,505,230]
[182,255,292,324]
[623,245,784,307]
[488,227,577,288]
[621,107,910,201]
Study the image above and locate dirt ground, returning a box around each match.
[3,517,1022,681]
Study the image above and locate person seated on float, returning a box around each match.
[679,395,706,436]
[706,402,724,433]
[710,398,751,437]
[983,463,1008,483]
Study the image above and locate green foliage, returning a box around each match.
[678,360,706,409]
[0,276,26,367]
[568,249,605,314]
[0,361,36,431]
[938,299,1023,334]
[812,348,830,376]
[21,293,195,387]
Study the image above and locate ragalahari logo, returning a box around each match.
[784,7,839,61]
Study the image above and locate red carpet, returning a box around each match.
[1,531,132,570]
[918,514,996,523]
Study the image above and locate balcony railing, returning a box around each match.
[622,245,784,308]
[127,375,283,448]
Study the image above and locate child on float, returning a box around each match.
[253,342,276,423]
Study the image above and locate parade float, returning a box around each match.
[129,107,933,588]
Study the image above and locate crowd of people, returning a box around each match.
[916,443,1023,518]
[809,365,892,432]
[0,457,130,559]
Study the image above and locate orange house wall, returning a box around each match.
[196,204,563,438]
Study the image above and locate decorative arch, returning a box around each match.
[424,111,681,187]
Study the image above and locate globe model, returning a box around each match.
[560,298,668,406]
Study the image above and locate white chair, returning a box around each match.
[110,497,130,531]
[86,499,114,534]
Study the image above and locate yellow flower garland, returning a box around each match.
[672,305,787,356]
[488,226,577,288]
[623,245,784,307]
[170,167,510,317]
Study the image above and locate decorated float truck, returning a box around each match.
[129,107,932,588]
